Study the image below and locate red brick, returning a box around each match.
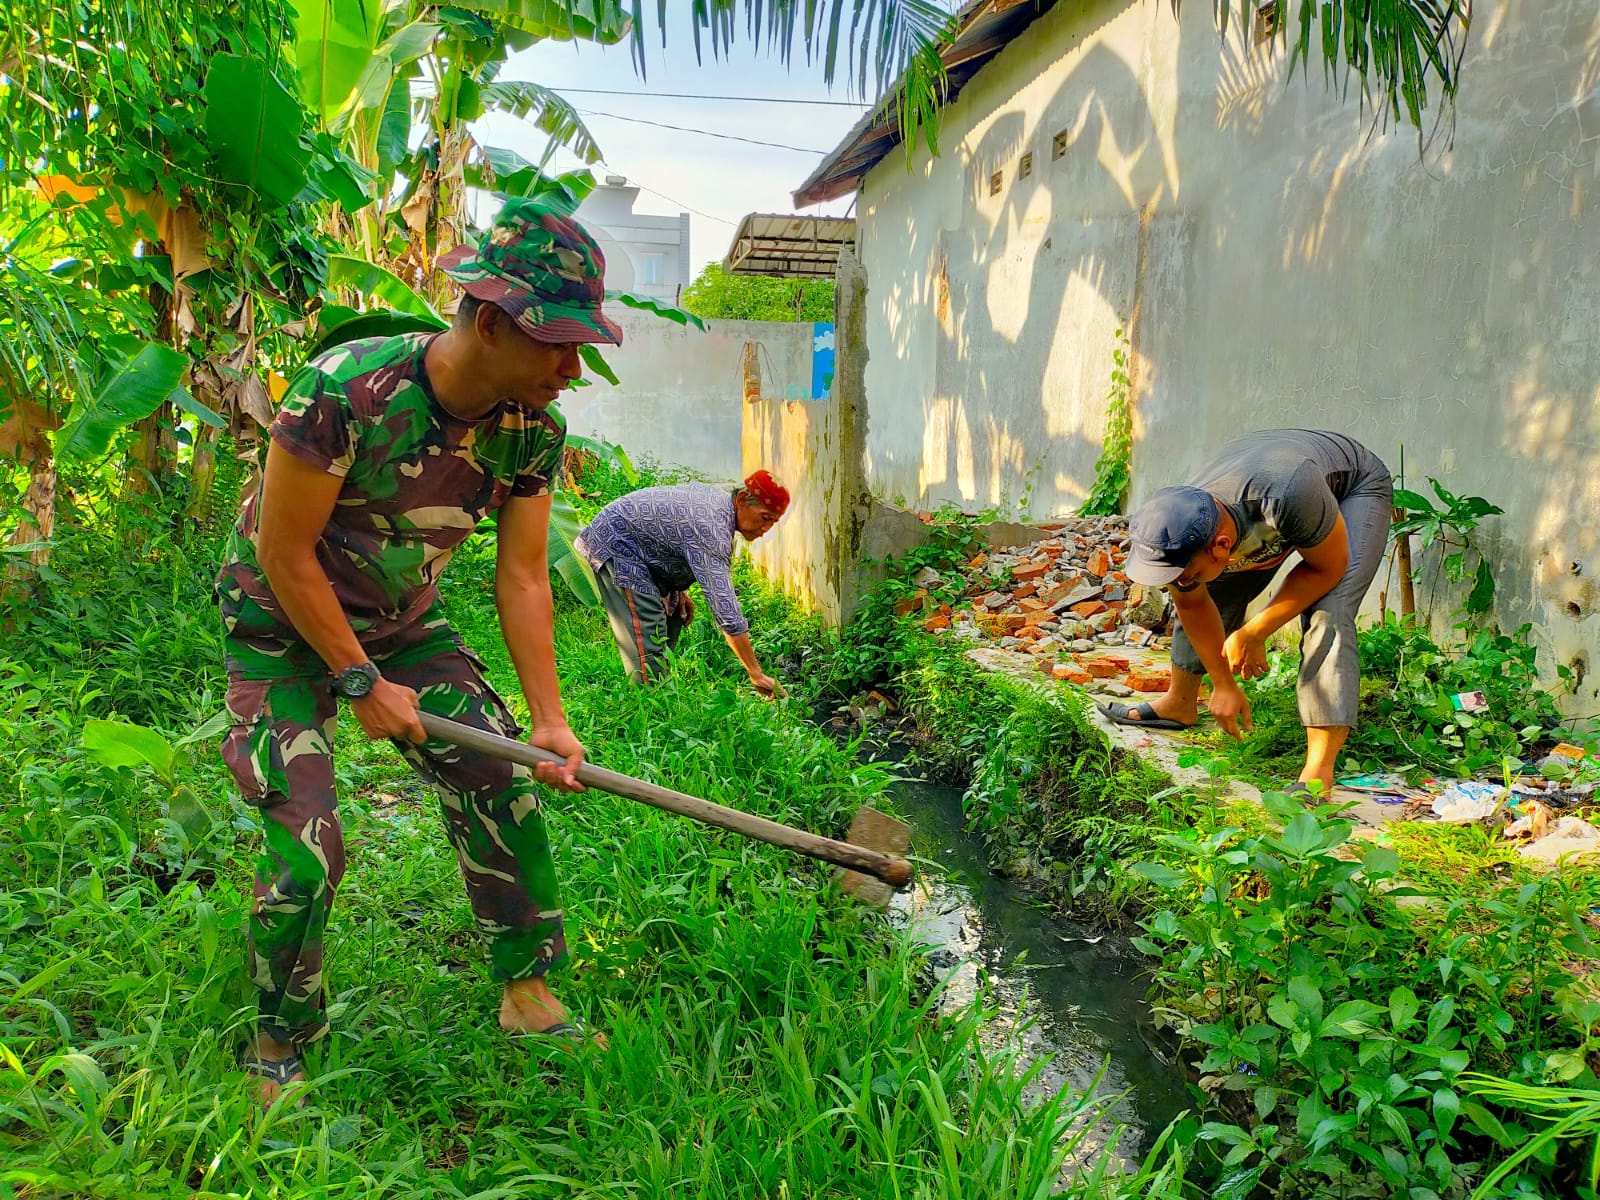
[893,588,928,616]
[1069,600,1109,618]
[1100,654,1130,671]
[1108,570,1129,583]
[1053,664,1093,684]
[1013,582,1038,599]
[1127,669,1171,693]
[1040,581,1076,608]
[1085,658,1122,678]
[1018,597,1045,613]
[1022,610,1056,627]
[1105,599,1126,612]
[1128,584,1146,606]
[978,613,1027,636]
[1087,548,1112,577]
[923,613,951,632]
[1012,561,1048,582]
[967,551,989,570]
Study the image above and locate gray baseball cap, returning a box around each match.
[1125,486,1221,585]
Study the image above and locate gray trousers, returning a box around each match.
[1171,469,1392,728]
[593,561,689,684]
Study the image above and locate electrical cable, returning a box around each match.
[574,108,829,154]
[553,86,867,107]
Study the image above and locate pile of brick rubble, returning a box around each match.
[900,516,1180,699]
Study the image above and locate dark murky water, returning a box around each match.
[885,771,1191,1157]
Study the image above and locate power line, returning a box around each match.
[556,86,867,107]
[574,108,829,154]
[603,167,740,227]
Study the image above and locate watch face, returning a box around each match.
[337,664,378,698]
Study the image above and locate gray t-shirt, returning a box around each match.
[1190,430,1385,576]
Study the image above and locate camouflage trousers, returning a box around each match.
[219,594,566,1048]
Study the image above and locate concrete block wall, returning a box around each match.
[561,310,813,483]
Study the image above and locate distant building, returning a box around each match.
[576,176,691,302]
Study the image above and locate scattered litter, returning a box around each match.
[1518,817,1600,866]
[1338,772,1423,805]
[1504,800,1555,841]
[1431,780,1508,823]
[1449,691,1488,713]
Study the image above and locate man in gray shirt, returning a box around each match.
[1103,430,1392,796]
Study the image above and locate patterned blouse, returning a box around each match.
[576,483,749,635]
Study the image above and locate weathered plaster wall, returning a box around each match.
[560,310,812,482]
[744,250,871,623]
[857,0,1600,696]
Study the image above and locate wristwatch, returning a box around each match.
[330,661,381,699]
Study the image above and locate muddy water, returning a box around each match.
[884,770,1190,1157]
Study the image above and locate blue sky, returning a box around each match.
[470,12,882,278]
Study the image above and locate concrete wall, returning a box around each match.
[744,248,872,623]
[562,310,812,483]
[856,0,1600,695]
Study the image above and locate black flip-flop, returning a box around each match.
[533,1021,585,1042]
[1096,700,1195,732]
[241,1051,308,1106]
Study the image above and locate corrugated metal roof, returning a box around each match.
[792,0,1060,207]
[723,212,857,278]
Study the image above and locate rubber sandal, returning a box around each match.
[1097,700,1195,732]
[531,1021,585,1042]
[241,1051,308,1106]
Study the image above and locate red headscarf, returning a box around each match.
[742,469,791,516]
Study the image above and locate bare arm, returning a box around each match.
[254,441,424,741]
[494,492,584,791]
[1243,514,1351,641]
[723,630,784,698]
[1171,584,1252,738]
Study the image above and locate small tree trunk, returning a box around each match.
[1,395,59,583]
[12,453,57,562]
[1395,529,1416,619]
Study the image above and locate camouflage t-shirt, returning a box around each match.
[217,332,566,640]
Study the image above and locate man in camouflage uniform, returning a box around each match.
[216,199,622,1103]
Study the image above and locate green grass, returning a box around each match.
[0,506,1163,1199]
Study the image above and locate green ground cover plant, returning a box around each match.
[794,542,1600,1199]
[1,461,1188,1200]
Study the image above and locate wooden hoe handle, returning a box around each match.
[417,712,913,888]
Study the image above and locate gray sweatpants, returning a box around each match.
[1170,468,1392,728]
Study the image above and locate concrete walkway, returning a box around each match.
[963,644,1401,831]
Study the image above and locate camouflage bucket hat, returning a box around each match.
[439,198,624,346]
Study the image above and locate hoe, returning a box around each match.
[418,712,914,904]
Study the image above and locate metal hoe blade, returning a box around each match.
[836,806,914,907]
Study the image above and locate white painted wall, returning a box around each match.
[857,0,1600,693]
[578,179,693,302]
[560,310,812,483]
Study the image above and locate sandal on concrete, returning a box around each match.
[1097,700,1194,732]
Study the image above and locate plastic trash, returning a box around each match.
[1431,780,1507,823]
[1518,817,1600,866]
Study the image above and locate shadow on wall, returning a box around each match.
[861,0,1600,694]
[868,0,1175,519]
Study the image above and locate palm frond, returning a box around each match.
[479,80,602,165]
[1199,0,1472,143]
[626,0,956,151]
